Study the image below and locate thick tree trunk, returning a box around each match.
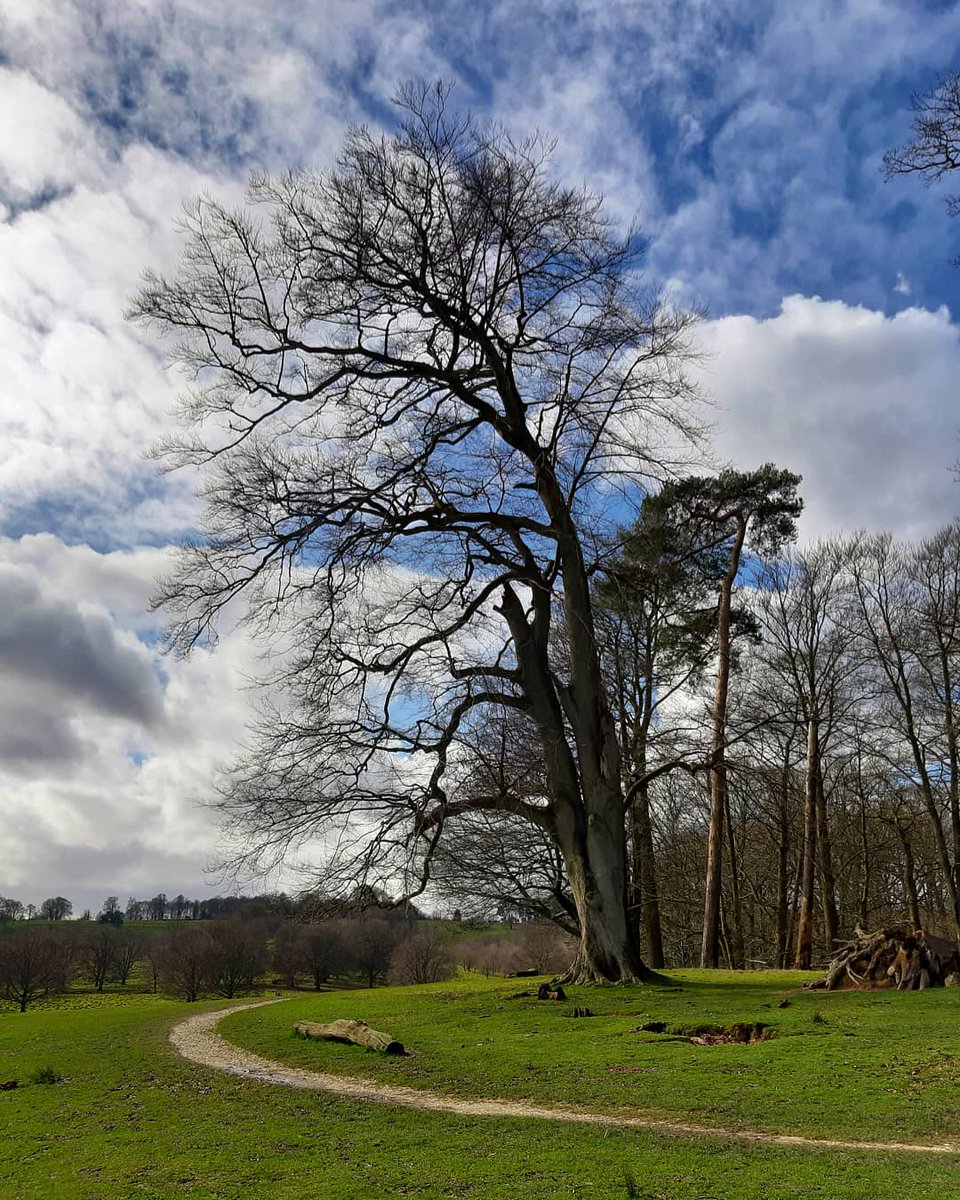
[557,797,652,984]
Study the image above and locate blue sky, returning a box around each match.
[1,0,960,912]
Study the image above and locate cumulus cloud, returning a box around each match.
[0,563,161,742]
[0,536,260,911]
[699,296,960,541]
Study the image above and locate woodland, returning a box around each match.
[116,76,960,984]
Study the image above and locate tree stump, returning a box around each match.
[537,982,566,1000]
[295,1019,406,1055]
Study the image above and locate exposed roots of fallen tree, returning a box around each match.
[807,927,960,991]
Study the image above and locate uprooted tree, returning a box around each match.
[134,82,702,984]
[809,926,960,991]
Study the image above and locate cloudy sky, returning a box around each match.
[2,0,959,914]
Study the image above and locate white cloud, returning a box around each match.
[4,0,960,914]
[699,296,960,541]
[0,535,261,912]
[0,69,101,208]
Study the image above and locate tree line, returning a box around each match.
[0,912,571,1011]
[432,522,960,971]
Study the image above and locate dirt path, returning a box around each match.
[169,1000,960,1156]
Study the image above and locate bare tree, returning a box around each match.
[157,928,213,1001]
[111,930,144,986]
[301,922,349,989]
[272,923,308,988]
[208,920,268,998]
[884,73,960,217]
[133,83,701,983]
[0,897,24,923]
[351,919,400,988]
[39,896,72,922]
[0,929,71,1011]
[82,924,120,992]
[389,925,456,984]
[755,540,854,967]
[848,529,960,939]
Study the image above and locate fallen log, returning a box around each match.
[295,1019,406,1055]
[807,927,960,991]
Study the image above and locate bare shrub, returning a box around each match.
[519,922,574,974]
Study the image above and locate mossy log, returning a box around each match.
[295,1018,406,1055]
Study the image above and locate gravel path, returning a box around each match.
[169,999,960,1155]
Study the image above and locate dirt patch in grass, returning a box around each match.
[636,1020,772,1044]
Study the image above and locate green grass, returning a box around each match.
[2,977,960,1198]
[222,969,960,1142]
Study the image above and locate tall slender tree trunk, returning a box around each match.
[723,787,745,969]
[795,715,819,970]
[701,517,747,969]
[895,823,923,931]
[814,766,839,954]
[939,645,960,897]
[776,766,791,969]
[630,781,665,969]
[858,787,871,929]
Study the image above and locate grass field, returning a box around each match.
[4,972,960,1198]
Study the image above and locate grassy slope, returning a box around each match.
[0,978,957,1199]
[222,970,960,1142]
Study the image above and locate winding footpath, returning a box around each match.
[169,1000,960,1156]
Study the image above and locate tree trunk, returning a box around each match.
[557,797,652,984]
[814,766,839,955]
[937,641,960,898]
[701,516,747,969]
[776,776,791,970]
[895,823,922,931]
[723,786,745,969]
[795,715,819,970]
[857,786,871,929]
[630,781,665,969]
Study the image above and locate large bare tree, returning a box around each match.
[134,84,701,983]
